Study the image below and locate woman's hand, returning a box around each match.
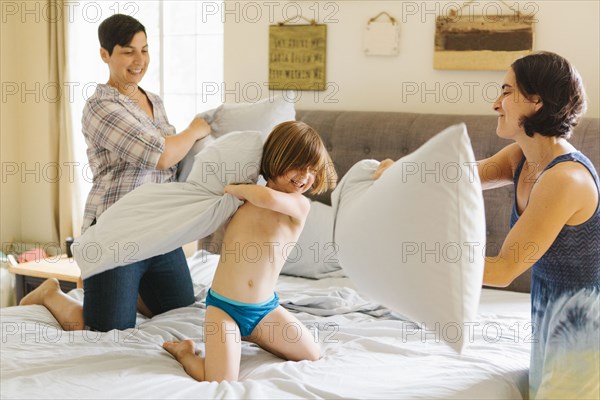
[372,159,395,180]
[156,117,211,170]
[187,116,211,141]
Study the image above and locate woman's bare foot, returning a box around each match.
[163,340,205,381]
[20,278,60,306]
[19,278,85,331]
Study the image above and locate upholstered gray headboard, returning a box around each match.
[296,110,600,293]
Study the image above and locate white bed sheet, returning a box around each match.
[1,251,531,399]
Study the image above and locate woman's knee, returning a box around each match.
[83,306,137,331]
[138,249,196,314]
[82,266,142,331]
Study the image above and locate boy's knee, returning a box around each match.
[304,342,321,362]
[306,350,320,362]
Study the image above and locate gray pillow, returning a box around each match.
[210,95,296,138]
[281,201,344,279]
[177,95,295,182]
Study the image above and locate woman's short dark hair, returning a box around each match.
[512,51,587,139]
[98,14,146,56]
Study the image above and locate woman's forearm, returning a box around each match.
[156,130,203,170]
[483,256,517,288]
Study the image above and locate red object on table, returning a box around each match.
[17,248,49,263]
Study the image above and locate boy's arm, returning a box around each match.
[225,184,310,221]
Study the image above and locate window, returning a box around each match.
[67,1,224,226]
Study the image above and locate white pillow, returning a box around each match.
[74,131,263,279]
[177,95,295,182]
[281,201,344,279]
[332,123,485,353]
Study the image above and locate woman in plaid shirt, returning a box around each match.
[21,14,208,332]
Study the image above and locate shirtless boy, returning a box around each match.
[163,121,337,382]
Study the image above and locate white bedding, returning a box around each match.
[1,251,530,399]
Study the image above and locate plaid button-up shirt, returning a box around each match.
[81,84,177,232]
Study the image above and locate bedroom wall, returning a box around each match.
[1,0,598,248]
[223,0,600,117]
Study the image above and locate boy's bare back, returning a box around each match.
[210,193,308,304]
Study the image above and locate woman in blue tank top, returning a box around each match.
[478,51,599,399]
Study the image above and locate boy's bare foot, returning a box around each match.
[20,278,60,306]
[163,340,205,381]
[163,339,196,360]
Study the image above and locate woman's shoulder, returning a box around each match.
[84,84,125,112]
[543,155,598,190]
[83,88,127,116]
[535,156,598,221]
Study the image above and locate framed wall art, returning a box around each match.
[434,2,534,70]
[269,16,327,91]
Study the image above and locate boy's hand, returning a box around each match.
[225,184,256,201]
[224,184,243,199]
[372,159,395,180]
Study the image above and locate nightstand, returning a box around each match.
[8,256,82,303]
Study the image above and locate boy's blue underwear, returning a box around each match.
[205,288,280,337]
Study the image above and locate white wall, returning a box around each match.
[1,0,598,248]
[223,0,600,117]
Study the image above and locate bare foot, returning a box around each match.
[163,340,205,381]
[20,278,60,306]
[18,278,84,330]
[163,339,196,360]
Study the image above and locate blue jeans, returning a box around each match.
[82,247,195,331]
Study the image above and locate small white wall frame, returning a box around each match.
[363,13,400,56]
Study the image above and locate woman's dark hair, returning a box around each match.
[98,14,146,56]
[512,51,587,139]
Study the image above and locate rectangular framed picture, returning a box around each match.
[269,24,327,91]
[434,15,534,70]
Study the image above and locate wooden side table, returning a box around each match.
[8,256,82,303]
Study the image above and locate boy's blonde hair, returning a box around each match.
[261,121,337,195]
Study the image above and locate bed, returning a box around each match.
[2,108,598,399]
[2,251,531,399]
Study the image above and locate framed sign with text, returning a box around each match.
[269,23,327,91]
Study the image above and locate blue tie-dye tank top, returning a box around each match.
[511,152,600,399]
